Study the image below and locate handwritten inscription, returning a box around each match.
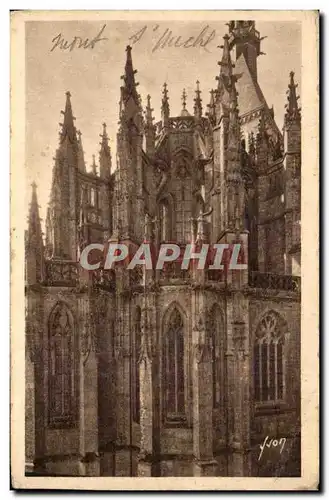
[258,435,287,461]
[50,24,108,52]
[129,25,216,53]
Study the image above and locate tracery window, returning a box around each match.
[172,156,192,243]
[48,302,77,427]
[254,311,285,403]
[164,308,185,421]
[132,307,141,423]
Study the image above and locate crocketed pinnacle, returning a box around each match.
[77,130,86,172]
[60,91,77,144]
[27,182,43,244]
[161,82,170,122]
[99,122,112,175]
[194,80,203,119]
[122,45,139,103]
[218,34,234,80]
[284,71,301,124]
[145,94,154,127]
[91,154,97,175]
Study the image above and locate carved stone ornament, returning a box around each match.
[193,340,212,364]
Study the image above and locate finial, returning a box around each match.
[180,89,190,117]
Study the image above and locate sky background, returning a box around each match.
[25,20,301,226]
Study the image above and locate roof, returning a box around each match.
[235,53,281,136]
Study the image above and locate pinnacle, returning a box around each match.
[60,90,77,144]
[285,71,301,123]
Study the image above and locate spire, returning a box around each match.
[77,130,86,172]
[59,91,77,144]
[121,45,139,103]
[99,122,112,178]
[284,71,301,124]
[194,80,203,119]
[181,88,190,116]
[161,82,170,126]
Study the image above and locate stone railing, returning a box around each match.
[45,259,78,287]
[248,271,301,292]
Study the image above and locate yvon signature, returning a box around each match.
[258,436,287,461]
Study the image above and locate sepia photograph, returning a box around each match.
[10,10,319,490]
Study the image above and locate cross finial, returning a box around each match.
[182,88,187,110]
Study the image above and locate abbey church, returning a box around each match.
[25,21,301,477]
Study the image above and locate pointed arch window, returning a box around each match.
[132,307,141,423]
[48,303,77,427]
[209,305,225,409]
[254,311,285,403]
[164,308,185,422]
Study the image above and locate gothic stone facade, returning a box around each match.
[25,21,301,477]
